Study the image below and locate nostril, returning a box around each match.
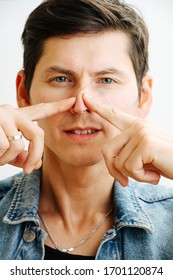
[70,95,90,114]
[70,107,90,114]
[70,107,77,114]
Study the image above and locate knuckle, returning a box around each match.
[0,104,16,116]
[11,140,25,152]
[132,119,151,135]
[141,135,150,146]
[34,126,44,138]
[114,160,123,172]
[131,123,150,142]
[124,160,132,173]
[140,134,155,150]
[29,126,45,141]
[109,169,116,178]
[111,107,117,116]
[0,104,12,111]
[101,142,112,158]
[0,141,10,151]
[133,119,146,129]
[101,144,108,156]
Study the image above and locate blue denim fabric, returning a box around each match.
[0,169,173,260]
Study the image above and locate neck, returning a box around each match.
[38,153,114,256]
[39,155,114,219]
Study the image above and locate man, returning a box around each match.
[0,0,173,260]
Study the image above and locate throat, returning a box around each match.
[40,158,114,213]
[39,158,115,256]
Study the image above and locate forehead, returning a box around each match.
[37,31,133,73]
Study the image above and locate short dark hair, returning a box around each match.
[22,0,149,94]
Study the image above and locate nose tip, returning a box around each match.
[70,94,89,114]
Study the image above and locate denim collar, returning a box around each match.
[114,180,154,233]
[3,169,153,233]
[3,170,41,225]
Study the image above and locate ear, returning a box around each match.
[136,74,153,118]
[16,70,31,108]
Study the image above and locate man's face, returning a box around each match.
[29,31,146,167]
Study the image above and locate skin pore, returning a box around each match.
[17,31,152,255]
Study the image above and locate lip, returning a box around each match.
[64,126,101,142]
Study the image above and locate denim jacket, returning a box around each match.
[0,169,173,260]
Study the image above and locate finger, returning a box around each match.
[83,94,137,131]
[102,137,130,187]
[9,150,28,168]
[0,137,25,166]
[112,167,129,187]
[0,115,44,171]
[113,131,144,176]
[33,159,42,170]
[16,121,44,173]
[19,97,76,121]
[0,127,10,157]
[23,136,44,173]
[102,129,160,185]
[103,151,129,187]
[125,146,161,184]
[9,150,42,170]
[0,121,25,165]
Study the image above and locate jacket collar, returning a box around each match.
[3,169,154,233]
[3,169,41,225]
[114,180,154,233]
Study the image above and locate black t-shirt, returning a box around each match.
[44,245,95,260]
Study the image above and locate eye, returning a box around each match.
[100,78,115,84]
[53,76,70,83]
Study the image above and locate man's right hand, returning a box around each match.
[0,97,75,173]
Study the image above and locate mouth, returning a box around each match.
[64,127,101,141]
[67,129,99,135]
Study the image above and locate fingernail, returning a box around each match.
[25,166,34,174]
[83,93,92,99]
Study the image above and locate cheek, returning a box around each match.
[30,91,61,104]
[98,92,139,115]
[29,82,66,104]
[38,118,61,152]
[37,115,59,133]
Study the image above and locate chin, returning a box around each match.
[64,152,103,167]
[45,143,104,167]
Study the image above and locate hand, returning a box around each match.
[0,97,75,173]
[83,94,173,186]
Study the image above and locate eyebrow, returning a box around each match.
[44,66,76,76]
[43,65,127,78]
[94,68,126,77]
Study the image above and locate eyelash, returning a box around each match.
[49,76,117,85]
[99,78,115,84]
[51,76,71,83]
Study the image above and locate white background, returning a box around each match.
[0,0,173,186]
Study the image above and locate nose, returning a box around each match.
[70,93,89,114]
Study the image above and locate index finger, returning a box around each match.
[83,94,137,131]
[18,97,76,121]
